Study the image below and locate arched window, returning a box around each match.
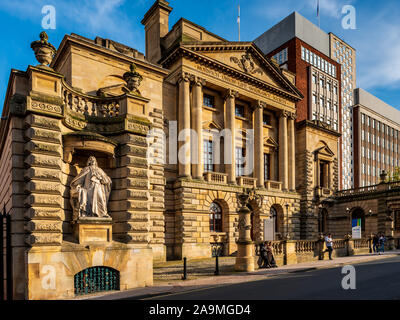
[352,208,365,232]
[270,206,278,233]
[210,202,222,232]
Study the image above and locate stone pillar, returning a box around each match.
[235,200,255,272]
[279,111,289,190]
[192,77,206,179]
[254,101,265,187]
[224,90,239,184]
[178,73,191,178]
[288,112,296,191]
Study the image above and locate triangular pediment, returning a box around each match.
[203,120,222,131]
[180,42,302,99]
[264,136,278,148]
[315,143,335,157]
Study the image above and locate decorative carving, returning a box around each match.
[230,53,263,75]
[288,112,297,120]
[193,76,206,87]
[256,101,266,109]
[279,110,289,118]
[30,31,56,66]
[177,72,193,84]
[70,156,112,221]
[224,89,239,101]
[123,63,143,95]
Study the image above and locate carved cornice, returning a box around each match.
[161,44,304,102]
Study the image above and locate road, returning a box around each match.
[144,256,400,300]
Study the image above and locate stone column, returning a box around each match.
[178,73,191,178]
[279,111,289,190]
[224,90,239,184]
[288,112,296,191]
[254,101,265,187]
[192,77,206,179]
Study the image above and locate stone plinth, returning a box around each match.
[73,217,113,244]
[235,205,255,272]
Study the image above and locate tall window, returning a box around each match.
[319,161,329,188]
[209,202,222,232]
[235,147,245,177]
[264,153,271,181]
[203,140,214,172]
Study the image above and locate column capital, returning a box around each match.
[279,110,290,118]
[193,76,206,87]
[288,112,297,120]
[177,72,193,84]
[224,89,239,101]
[256,101,267,109]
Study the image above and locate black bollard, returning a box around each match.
[214,255,219,275]
[182,257,187,280]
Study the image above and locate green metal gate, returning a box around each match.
[74,266,120,295]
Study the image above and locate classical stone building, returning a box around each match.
[2,0,395,300]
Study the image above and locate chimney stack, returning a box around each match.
[141,0,173,64]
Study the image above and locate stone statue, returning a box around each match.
[70,156,112,220]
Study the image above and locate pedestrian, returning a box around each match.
[257,242,265,268]
[324,233,334,260]
[265,242,278,268]
[378,233,386,255]
[372,234,379,253]
[258,242,269,268]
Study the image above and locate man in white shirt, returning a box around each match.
[324,233,333,260]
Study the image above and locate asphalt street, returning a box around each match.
[145,256,400,300]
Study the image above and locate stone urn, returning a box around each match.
[123,63,143,94]
[30,31,56,66]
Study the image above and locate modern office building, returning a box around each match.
[255,12,356,190]
[329,34,357,189]
[353,88,400,187]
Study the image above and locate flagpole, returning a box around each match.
[317,0,320,28]
[238,4,241,41]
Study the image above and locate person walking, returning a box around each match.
[265,242,278,268]
[324,233,334,260]
[378,233,386,255]
[259,242,269,268]
[372,234,379,253]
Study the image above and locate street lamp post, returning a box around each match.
[346,207,351,238]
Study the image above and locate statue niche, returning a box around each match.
[70,156,112,221]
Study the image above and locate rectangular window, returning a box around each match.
[263,114,271,126]
[203,94,215,108]
[264,153,271,181]
[203,140,214,172]
[235,147,245,177]
[312,75,317,84]
[235,105,245,118]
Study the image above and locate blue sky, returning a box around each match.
[0,0,400,112]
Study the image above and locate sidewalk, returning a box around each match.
[83,250,400,300]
